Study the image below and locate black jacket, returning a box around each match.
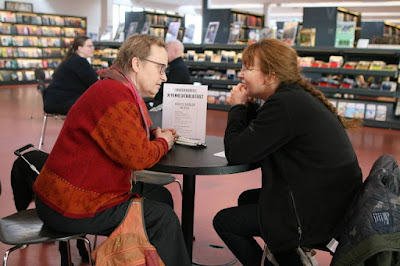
[225,83,362,252]
[153,57,191,106]
[43,53,98,114]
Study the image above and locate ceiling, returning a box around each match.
[125,0,400,26]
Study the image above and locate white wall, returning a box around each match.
[0,0,103,35]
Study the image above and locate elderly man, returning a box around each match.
[153,39,191,107]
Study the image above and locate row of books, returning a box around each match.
[185,50,243,63]
[145,14,183,26]
[0,12,85,27]
[330,100,388,121]
[0,47,64,58]
[1,25,85,37]
[192,69,237,80]
[0,59,60,69]
[316,77,398,92]
[0,36,78,47]
[0,69,54,82]
[94,48,118,58]
[207,90,231,105]
[231,14,263,27]
[298,56,398,71]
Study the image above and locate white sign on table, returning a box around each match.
[162,83,208,144]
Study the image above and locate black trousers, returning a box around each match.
[36,182,191,266]
[213,188,303,266]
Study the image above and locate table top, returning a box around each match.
[149,135,258,176]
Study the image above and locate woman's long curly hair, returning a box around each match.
[242,38,362,129]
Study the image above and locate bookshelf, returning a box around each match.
[361,22,400,44]
[0,9,86,84]
[124,11,185,41]
[202,9,264,44]
[184,44,400,129]
[302,7,361,47]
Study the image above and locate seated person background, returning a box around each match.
[33,34,191,266]
[152,39,191,107]
[43,36,98,115]
[213,38,363,266]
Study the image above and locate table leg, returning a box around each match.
[181,174,196,260]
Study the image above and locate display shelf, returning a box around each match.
[303,7,361,47]
[124,11,185,41]
[0,9,86,84]
[202,9,264,44]
[192,77,239,86]
[183,44,400,129]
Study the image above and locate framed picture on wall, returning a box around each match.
[5,1,33,12]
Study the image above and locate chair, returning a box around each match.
[0,209,93,266]
[136,170,183,195]
[32,68,65,149]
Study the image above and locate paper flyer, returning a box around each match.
[162,83,208,144]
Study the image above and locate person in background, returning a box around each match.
[152,39,191,107]
[43,35,98,115]
[213,38,363,265]
[33,34,191,266]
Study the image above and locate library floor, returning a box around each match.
[1,84,400,266]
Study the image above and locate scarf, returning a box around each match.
[99,65,152,138]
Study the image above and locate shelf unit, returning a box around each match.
[0,9,86,84]
[361,21,400,44]
[184,44,400,129]
[202,9,264,44]
[303,7,361,47]
[124,11,185,41]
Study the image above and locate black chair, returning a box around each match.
[32,68,65,149]
[0,209,93,266]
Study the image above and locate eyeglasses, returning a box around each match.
[143,58,167,75]
[240,66,261,72]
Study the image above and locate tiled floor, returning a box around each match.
[1,84,400,265]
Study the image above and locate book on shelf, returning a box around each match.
[329,56,344,68]
[369,61,385,71]
[260,27,273,39]
[248,28,260,44]
[375,105,387,121]
[204,21,219,44]
[343,61,357,69]
[298,28,316,47]
[183,24,195,43]
[337,102,347,117]
[126,22,138,38]
[335,21,356,48]
[365,104,377,120]
[298,57,315,67]
[114,23,125,42]
[355,103,365,119]
[345,102,356,118]
[100,25,113,41]
[380,81,397,92]
[282,21,299,46]
[165,21,181,42]
[356,61,371,70]
[141,22,150,34]
[227,21,243,44]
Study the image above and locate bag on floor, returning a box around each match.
[92,197,165,266]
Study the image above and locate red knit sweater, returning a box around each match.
[33,79,169,218]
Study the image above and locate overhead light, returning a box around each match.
[280,1,400,7]
[209,4,264,9]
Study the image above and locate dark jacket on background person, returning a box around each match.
[43,53,98,115]
[153,57,191,107]
[224,83,363,252]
